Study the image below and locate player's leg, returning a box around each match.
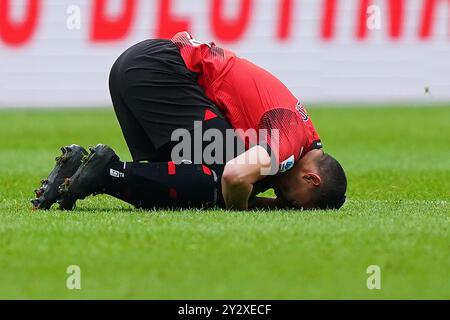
[109,54,157,162]
[103,112,242,209]
[57,40,241,210]
[56,108,242,210]
[57,144,219,210]
[105,160,219,209]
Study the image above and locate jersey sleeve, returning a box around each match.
[258,109,308,172]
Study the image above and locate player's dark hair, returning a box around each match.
[311,153,347,210]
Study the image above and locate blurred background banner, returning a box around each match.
[0,0,449,108]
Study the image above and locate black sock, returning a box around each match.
[103,161,220,209]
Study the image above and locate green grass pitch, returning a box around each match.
[0,105,448,299]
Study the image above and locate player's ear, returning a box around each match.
[303,173,321,186]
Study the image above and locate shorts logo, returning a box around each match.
[295,101,309,122]
[279,155,295,172]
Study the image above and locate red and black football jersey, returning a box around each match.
[171,32,322,172]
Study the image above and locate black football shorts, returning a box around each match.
[109,39,241,174]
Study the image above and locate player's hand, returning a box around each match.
[221,146,272,210]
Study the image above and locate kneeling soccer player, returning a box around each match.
[31,32,347,211]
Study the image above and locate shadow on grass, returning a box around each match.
[72,206,137,213]
[71,206,314,214]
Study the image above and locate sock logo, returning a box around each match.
[110,169,124,178]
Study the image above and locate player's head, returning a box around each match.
[276,149,347,210]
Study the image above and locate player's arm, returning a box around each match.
[221,146,272,210]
